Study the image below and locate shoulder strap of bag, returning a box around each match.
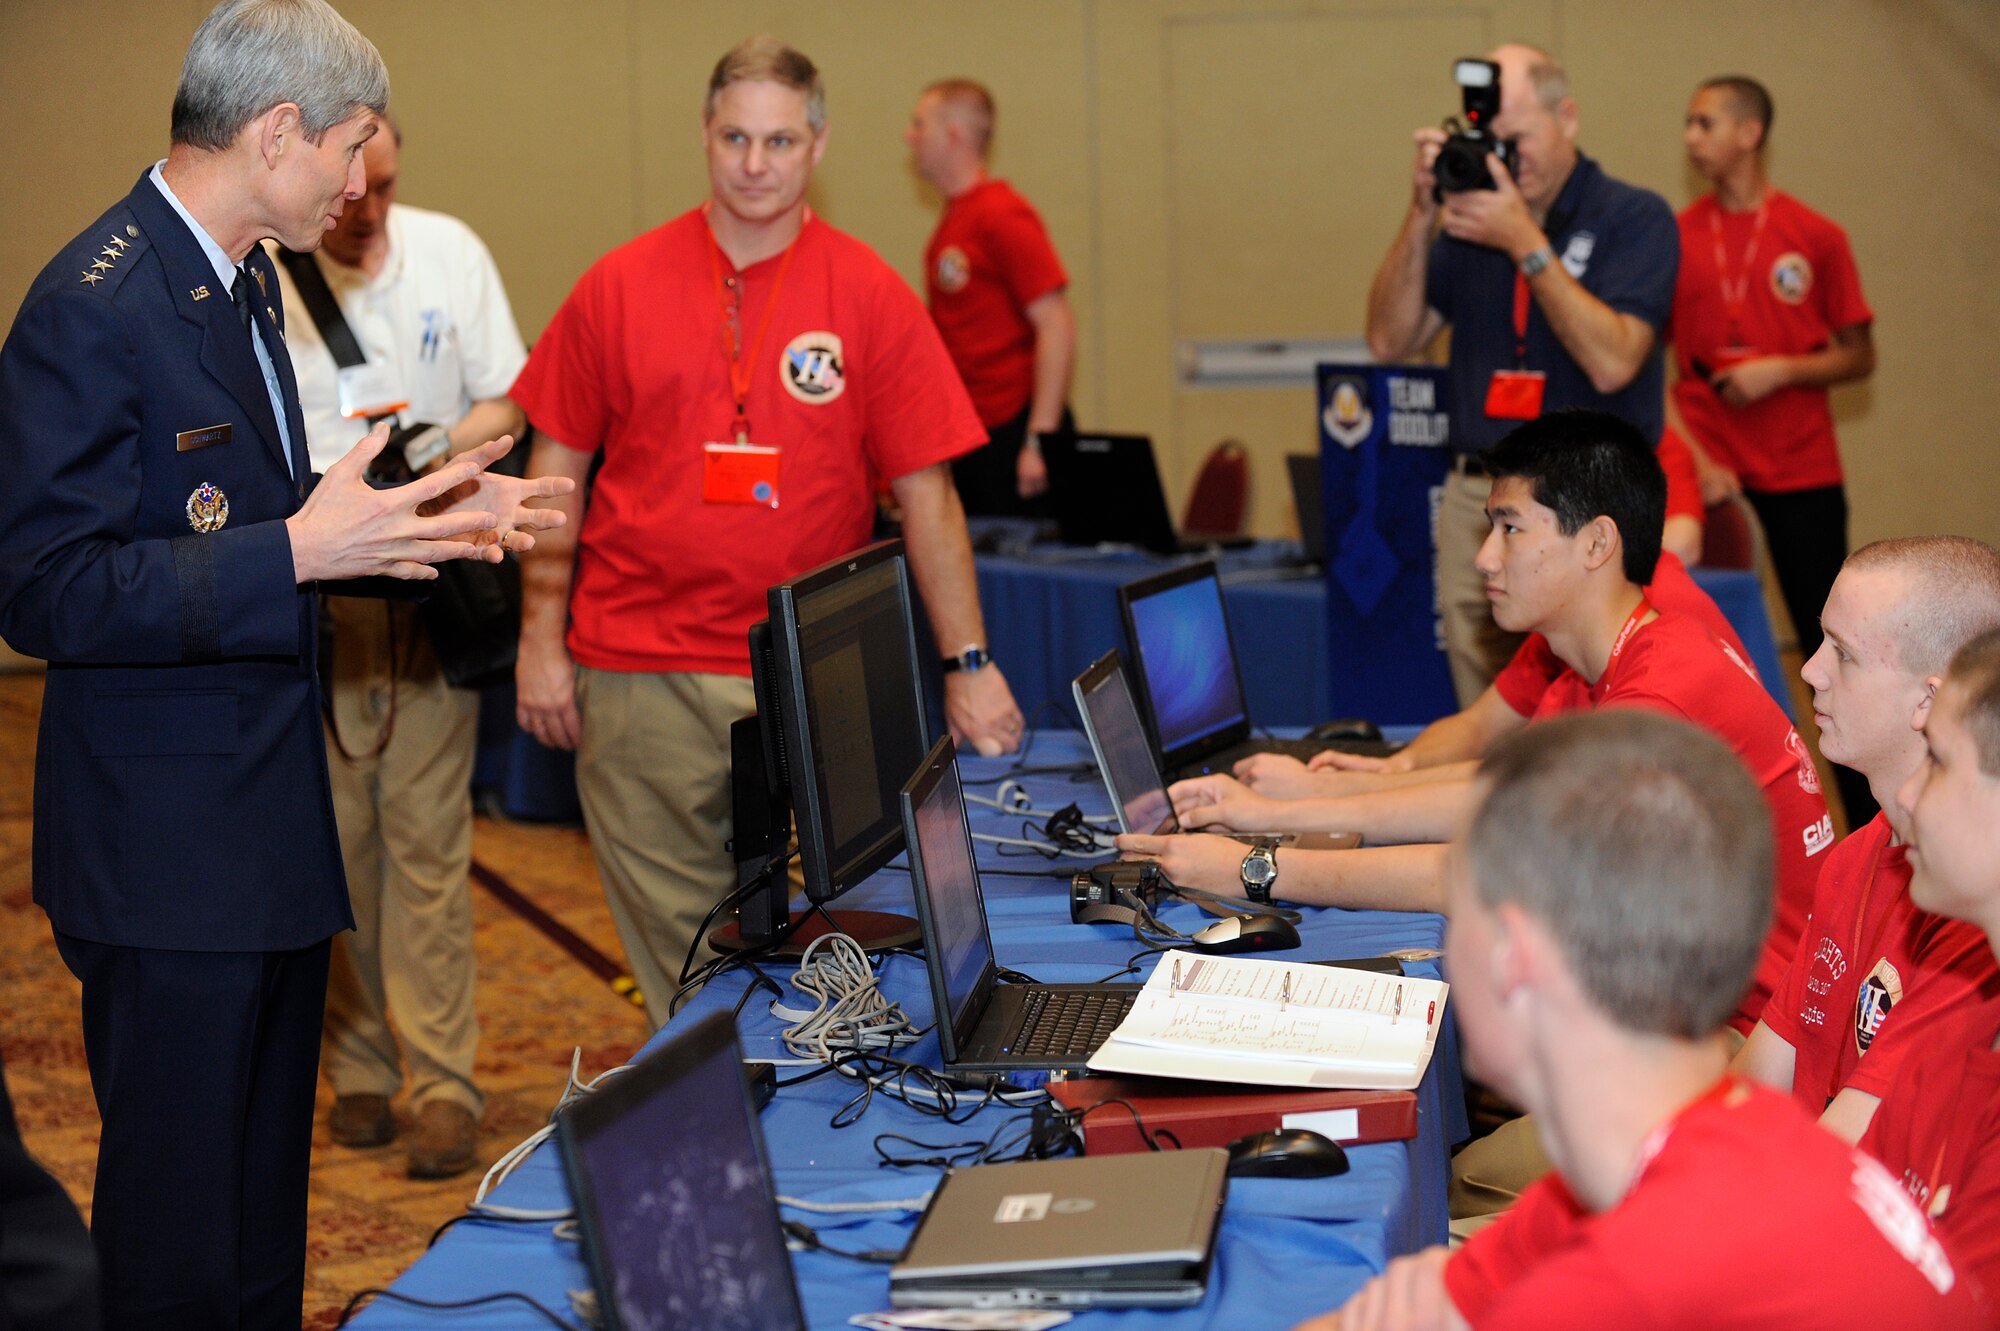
[275,248,367,370]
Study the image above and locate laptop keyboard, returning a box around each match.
[1013,989,1137,1060]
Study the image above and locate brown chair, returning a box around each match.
[1699,492,1762,571]
[1182,440,1249,538]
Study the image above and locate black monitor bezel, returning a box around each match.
[556,1011,806,1331]
[1115,559,1257,773]
[899,735,998,1065]
[767,539,930,905]
[1071,648,1183,836]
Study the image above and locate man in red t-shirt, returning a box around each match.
[510,38,1025,1020]
[1673,75,1877,823]
[1735,538,2000,1145]
[1853,628,2000,1308]
[1123,412,1829,1003]
[905,79,1075,516]
[1232,548,1747,800]
[1291,711,1984,1331]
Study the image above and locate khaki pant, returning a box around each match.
[575,667,754,1029]
[1437,469,1526,708]
[321,597,483,1114]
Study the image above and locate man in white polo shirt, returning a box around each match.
[269,110,527,1178]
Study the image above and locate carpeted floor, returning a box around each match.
[0,671,650,1327]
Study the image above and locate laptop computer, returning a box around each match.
[890,1148,1229,1310]
[1072,650,1360,851]
[1287,452,1325,565]
[1117,560,1398,780]
[901,736,1141,1074]
[556,1011,806,1331]
[1041,432,1252,555]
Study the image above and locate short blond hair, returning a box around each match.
[706,35,824,132]
[924,78,995,154]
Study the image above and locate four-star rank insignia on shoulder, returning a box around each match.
[186,482,229,533]
[81,230,132,286]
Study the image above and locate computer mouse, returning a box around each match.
[1189,913,1301,954]
[1225,1128,1350,1179]
[1306,717,1385,744]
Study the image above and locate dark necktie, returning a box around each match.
[231,265,255,337]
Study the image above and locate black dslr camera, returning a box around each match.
[1432,58,1519,200]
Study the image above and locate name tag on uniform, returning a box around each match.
[336,362,409,420]
[702,441,780,508]
[1484,370,1546,421]
[176,422,233,451]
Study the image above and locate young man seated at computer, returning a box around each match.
[1117,411,1828,1035]
[1291,711,1985,1331]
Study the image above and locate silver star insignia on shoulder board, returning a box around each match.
[107,235,128,253]
[90,259,112,273]
[80,270,102,285]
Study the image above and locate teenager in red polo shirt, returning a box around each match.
[1735,539,2000,1145]
[1124,413,1829,1019]
[906,79,1075,516]
[511,38,1024,1022]
[1291,712,1985,1331]
[1853,628,2000,1310]
[1674,75,1877,824]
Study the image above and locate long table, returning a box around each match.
[353,736,1465,1328]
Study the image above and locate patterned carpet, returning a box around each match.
[0,672,650,1327]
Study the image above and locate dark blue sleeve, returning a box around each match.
[1581,188,1679,332]
[1424,232,1456,323]
[0,291,299,664]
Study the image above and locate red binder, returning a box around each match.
[1049,1077,1419,1155]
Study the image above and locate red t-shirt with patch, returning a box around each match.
[1446,1079,1984,1329]
[511,210,984,675]
[1491,553,1750,718]
[922,178,1068,429]
[1526,610,1831,1030]
[1671,190,1872,493]
[1764,814,2000,1109]
[1861,996,2000,1310]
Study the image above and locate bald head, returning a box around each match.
[1488,43,1570,114]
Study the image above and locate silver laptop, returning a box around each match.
[901,737,1140,1073]
[890,1149,1229,1310]
[1071,650,1360,850]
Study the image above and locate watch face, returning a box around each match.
[1243,853,1276,886]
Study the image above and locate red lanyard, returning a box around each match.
[1595,597,1655,696]
[1511,270,1531,367]
[706,223,800,442]
[1708,193,1769,342]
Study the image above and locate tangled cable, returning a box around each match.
[770,934,919,1062]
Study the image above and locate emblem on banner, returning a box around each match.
[1770,251,1813,305]
[1322,377,1373,449]
[935,245,970,294]
[186,482,229,533]
[780,331,846,405]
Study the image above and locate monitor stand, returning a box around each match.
[708,905,922,958]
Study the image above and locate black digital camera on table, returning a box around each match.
[1433,57,1519,200]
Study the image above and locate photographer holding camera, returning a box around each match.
[1366,44,1678,706]
[269,111,528,1179]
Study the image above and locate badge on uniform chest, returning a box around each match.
[186,481,229,533]
[702,439,781,508]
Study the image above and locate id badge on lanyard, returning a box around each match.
[1485,270,1545,420]
[703,221,797,508]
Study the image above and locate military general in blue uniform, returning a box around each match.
[0,3,573,1325]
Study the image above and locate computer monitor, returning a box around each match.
[1071,650,1178,836]
[557,1011,805,1331]
[764,540,928,950]
[1117,561,1254,766]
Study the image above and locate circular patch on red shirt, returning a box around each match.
[935,245,970,294]
[1769,251,1814,305]
[780,330,846,405]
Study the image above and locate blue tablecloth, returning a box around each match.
[976,542,1791,730]
[354,737,1466,1329]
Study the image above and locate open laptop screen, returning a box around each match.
[560,1013,804,1331]
[1073,652,1178,835]
[1124,570,1248,754]
[906,741,998,1046]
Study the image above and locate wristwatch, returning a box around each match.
[940,645,993,674]
[1518,244,1556,278]
[1239,842,1279,905]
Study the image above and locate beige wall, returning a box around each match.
[4,0,1996,549]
